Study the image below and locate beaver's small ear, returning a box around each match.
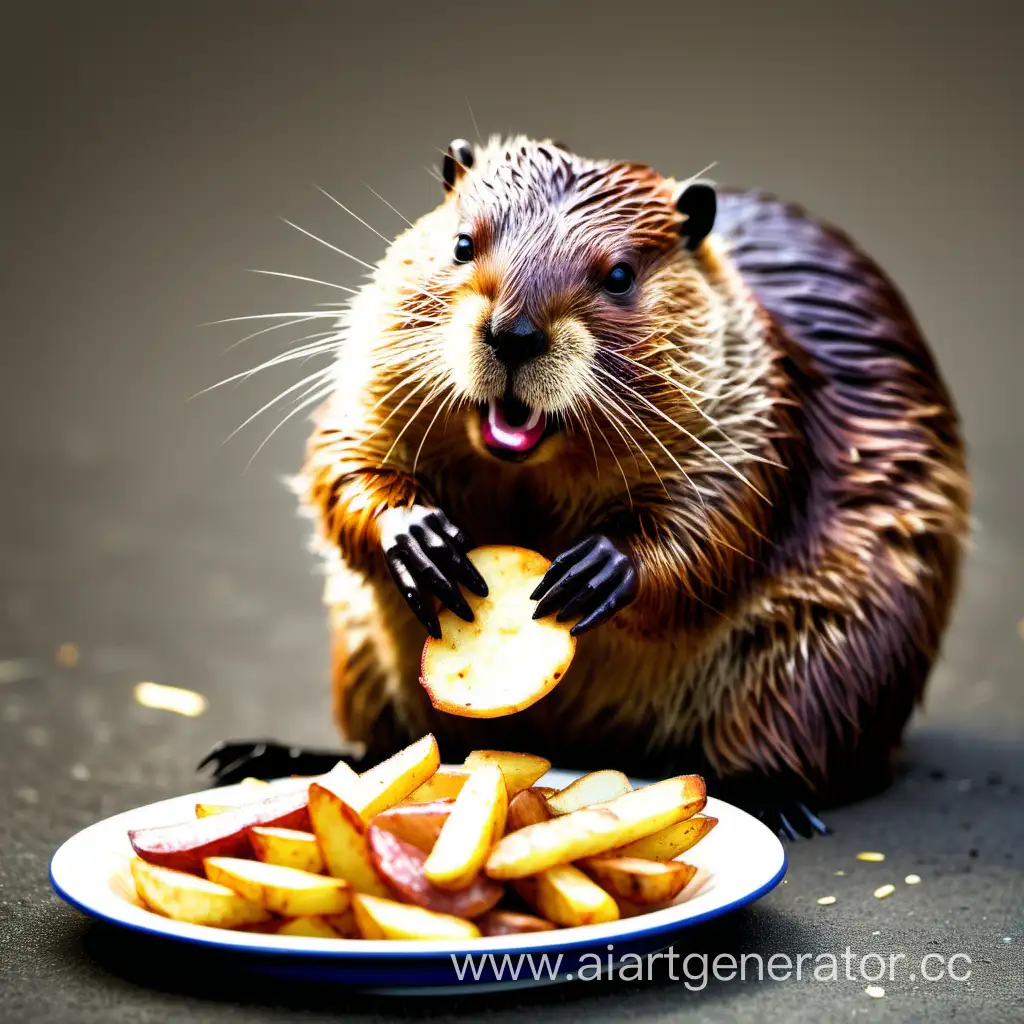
[675,182,716,251]
[442,139,474,192]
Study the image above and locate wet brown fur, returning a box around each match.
[298,137,970,808]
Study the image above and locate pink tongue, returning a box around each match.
[481,399,546,452]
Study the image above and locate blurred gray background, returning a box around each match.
[1,2,1021,1022]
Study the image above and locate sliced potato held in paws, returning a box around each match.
[419,546,576,718]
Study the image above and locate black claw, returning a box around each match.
[796,802,832,836]
[456,555,489,597]
[530,536,597,602]
[532,534,637,634]
[747,797,831,842]
[408,588,442,639]
[380,505,480,638]
[775,812,800,842]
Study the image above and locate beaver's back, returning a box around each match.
[715,190,968,579]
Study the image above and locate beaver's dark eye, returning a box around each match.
[603,263,635,295]
[453,234,474,264]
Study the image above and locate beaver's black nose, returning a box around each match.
[484,316,547,369]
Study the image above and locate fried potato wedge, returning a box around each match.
[316,759,360,795]
[486,775,706,879]
[371,798,454,852]
[367,826,502,918]
[578,856,697,905]
[610,814,718,861]
[204,856,351,917]
[424,764,508,890]
[352,894,481,941]
[129,790,311,874]
[463,750,551,796]
[506,788,553,833]
[402,768,470,804]
[307,783,390,897]
[248,826,325,874]
[475,910,557,936]
[545,770,632,815]
[325,907,359,938]
[130,858,271,928]
[420,547,575,718]
[345,734,440,821]
[516,865,619,927]
[276,916,342,939]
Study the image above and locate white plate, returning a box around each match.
[50,769,786,992]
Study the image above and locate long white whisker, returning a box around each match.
[566,396,600,478]
[382,382,445,466]
[611,351,770,463]
[316,186,395,248]
[221,315,323,355]
[359,373,437,444]
[364,184,414,227]
[282,218,447,311]
[224,366,333,445]
[591,376,702,507]
[247,269,358,294]
[195,336,342,397]
[594,364,766,501]
[244,381,334,472]
[412,385,456,476]
[203,311,344,326]
[589,413,632,509]
[281,219,379,273]
[465,99,483,143]
[592,387,671,498]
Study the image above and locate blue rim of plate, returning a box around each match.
[50,849,787,961]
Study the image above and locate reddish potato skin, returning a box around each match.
[372,799,454,852]
[506,789,553,833]
[367,826,503,919]
[475,910,557,936]
[129,791,310,874]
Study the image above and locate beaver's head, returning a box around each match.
[378,136,721,468]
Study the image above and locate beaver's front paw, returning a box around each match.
[736,792,831,841]
[530,534,638,636]
[378,506,488,639]
[197,740,363,785]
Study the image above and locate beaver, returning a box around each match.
[202,136,970,838]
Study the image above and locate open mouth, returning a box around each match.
[479,395,550,460]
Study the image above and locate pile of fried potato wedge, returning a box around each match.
[127,735,717,940]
